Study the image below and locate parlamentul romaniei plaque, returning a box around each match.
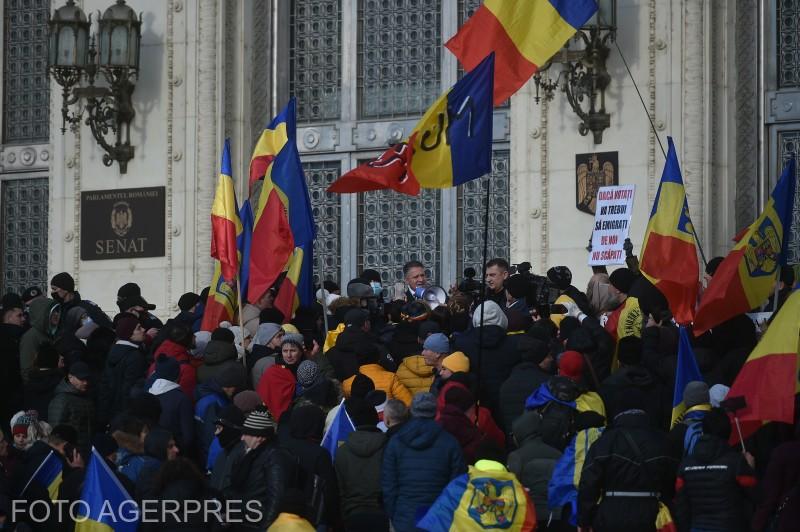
[80,187,166,261]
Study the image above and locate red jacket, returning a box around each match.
[147,339,197,400]
[436,381,505,451]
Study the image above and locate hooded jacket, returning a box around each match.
[197,340,246,385]
[194,380,230,463]
[381,417,465,532]
[47,378,95,447]
[335,428,388,519]
[23,367,63,422]
[342,364,413,406]
[507,411,563,520]
[498,361,551,435]
[19,298,58,382]
[675,434,755,532]
[98,340,147,426]
[453,324,518,416]
[437,404,489,465]
[149,379,194,451]
[115,430,160,488]
[395,355,434,396]
[147,339,197,400]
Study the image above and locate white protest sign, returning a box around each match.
[588,184,635,265]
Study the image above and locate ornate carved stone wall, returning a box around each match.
[682,0,706,243]
[735,0,758,229]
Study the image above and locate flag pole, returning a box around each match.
[319,245,330,334]
[475,177,491,424]
[236,277,247,367]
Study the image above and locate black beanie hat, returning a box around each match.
[50,272,75,292]
[617,336,643,366]
[350,373,375,398]
[609,268,636,294]
[178,292,201,312]
[505,274,528,299]
[345,396,379,428]
[211,327,236,343]
[517,336,548,364]
[154,354,180,383]
[546,266,572,290]
[1,293,23,311]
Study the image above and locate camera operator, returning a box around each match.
[457,267,482,299]
[485,258,510,306]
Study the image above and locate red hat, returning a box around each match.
[558,350,584,382]
[12,425,28,436]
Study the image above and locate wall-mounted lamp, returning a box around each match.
[48,0,141,173]
[532,0,616,144]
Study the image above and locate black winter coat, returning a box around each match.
[97,341,147,427]
[282,437,340,527]
[453,325,519,416]
[386,322,422,362]
[196,340,245,385]
[224,441,295,530]
[0,323,24,426]
[149,381,194,452]
[22,368,63,422]
[326,327,395,381]
[599,365,669,428]
[498,361,551,434]
[578,411,678,532]
[335,428,387,519]
[675,435,755,532]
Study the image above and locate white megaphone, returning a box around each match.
[421,286,448,310]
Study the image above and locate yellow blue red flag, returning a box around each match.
[671,326,705,428]
[200,261,238,331]
[327,54,494,196]
[446,0,598,105]
[210,138,243,282]
[21,450,62,501]
[548,427,603,526]
[694,157,797,335]
[248,99,315,313]
[417,460,536,531]
[640,137,700,324]
[74,447,138,532]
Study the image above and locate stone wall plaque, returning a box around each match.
[80,187,166,260]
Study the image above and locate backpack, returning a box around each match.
[534,377,580,451]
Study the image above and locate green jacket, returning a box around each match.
[19,298,58,383]
[48,379,95,447]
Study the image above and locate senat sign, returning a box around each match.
[80,187,166,261]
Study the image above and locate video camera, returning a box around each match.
[509,261,560,315]
[458,267,482,299]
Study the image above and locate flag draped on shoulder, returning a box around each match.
[21,450,62,501]
[693,157,797,335]
[417,460,536,531]
[327,54,495,196]
[548,427,603,526]
[248,99,316,315]
[640,137,700,325]
[446,0,598,105]
[74,447,139,532]
[210,139,243,282]
[727,289,800,442]
[671,326,705,428]
[321,400,355,461]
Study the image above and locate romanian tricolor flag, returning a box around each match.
[200,262,238,331]
[210,139,243,282]
[248,99,315,311]
[548,427,603,525]
[446,0,598,105]
[693,157,797,335]
[656,503,677,532]
[417,460,536,531]
[727,289,800,442]
[640,137,700,325]
[21,450,62,501]
[327,53,494,196]
[671,326,705,428]
[525,381,607,420]
[75,447,139,532]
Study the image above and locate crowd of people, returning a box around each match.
[0,257,796,531]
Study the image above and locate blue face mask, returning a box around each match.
[370,282,382,297]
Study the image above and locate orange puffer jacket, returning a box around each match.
[342,363,413,406]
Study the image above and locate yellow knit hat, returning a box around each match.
[442,351,470,373]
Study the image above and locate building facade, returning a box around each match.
[0,0,796,316]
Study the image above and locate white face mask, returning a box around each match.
[370,282,382,296]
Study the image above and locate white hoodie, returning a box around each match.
[148,378,181,396]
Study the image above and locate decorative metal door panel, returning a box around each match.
[1,178,48,294]
[778,131,800,264]
[3,0,50,143]
[458,150,510,275]
[303,161,342,284]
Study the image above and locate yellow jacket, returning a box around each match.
[267,512,315,532]
[395,355,435,396]
[343,363,413,406]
